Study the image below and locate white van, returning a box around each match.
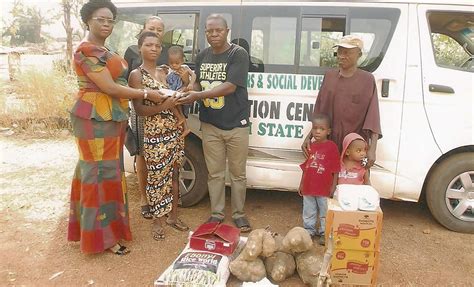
[110,0,474,233]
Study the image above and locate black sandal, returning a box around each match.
[109,243,130,255]
[152,227,165,241]
[234,217,252,233]
[141,205,153,219]
[166,218,190,231]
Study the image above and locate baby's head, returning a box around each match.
[343,134,367,162]
[311,113,331,143]
[168,46,185,70]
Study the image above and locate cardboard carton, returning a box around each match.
[330,249,380,286]
[190,222,240,256]
[326,198,383,251]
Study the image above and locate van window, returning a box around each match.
[350,18,391,67]
[109,10,200,64]
[233,6,400,74]
[427,11,474,72]
[158,13,198,63]
[107,13,144,56]
[251,17,297,65]
[299,17,345,68]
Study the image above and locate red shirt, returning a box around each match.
[300,140,340,196]
[338,163,366,185]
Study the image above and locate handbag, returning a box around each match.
[124,124,139,156]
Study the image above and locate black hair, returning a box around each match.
[80,0,117,26]
[138,31,160,48]
[312,113,331,127]
[206,14,228,28]
[168,46,185,59]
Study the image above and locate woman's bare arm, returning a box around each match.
[129,68,178,116]
[85,56,164,103]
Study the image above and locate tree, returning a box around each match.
[61,0,85,72]
[2,0,55,46]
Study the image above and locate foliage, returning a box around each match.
[2,0,56,46]
[432,33,470,68]
[0,67,77,131]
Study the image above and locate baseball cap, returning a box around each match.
[333,35,364,50]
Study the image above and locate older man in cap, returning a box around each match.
[302,35,382,168]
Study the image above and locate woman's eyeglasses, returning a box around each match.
[91,17,116,25]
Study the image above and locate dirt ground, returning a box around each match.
[0,135,472,287]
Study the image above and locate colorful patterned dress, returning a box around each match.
[140,67,185,217]
[68,42,132,254]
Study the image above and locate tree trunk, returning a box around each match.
[62,0,73,73]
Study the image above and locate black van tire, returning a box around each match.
[426,152,474,233]
[179,137,209,207]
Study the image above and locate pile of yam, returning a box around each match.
[229,226,325,284]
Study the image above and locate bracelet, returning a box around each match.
[143,89,148,99]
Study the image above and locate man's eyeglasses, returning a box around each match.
[91,17,116,25]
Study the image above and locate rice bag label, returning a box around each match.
[174,252,223,273]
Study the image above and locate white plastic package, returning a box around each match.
[334,184,380,211]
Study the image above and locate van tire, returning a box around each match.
[179,137,208,207]
[426,153,474,233]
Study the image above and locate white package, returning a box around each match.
[334,184,380,211]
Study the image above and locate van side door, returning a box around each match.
[417,5,473,152]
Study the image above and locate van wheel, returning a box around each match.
[426,152,474,233]
[179,138,208,207]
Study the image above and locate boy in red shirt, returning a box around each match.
[299,113,340,245]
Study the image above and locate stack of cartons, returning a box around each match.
[325,198,383,286]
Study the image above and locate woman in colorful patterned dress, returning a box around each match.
[68,0,165,255]
[129,31,189,240]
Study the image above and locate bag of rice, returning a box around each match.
[155,236,246,287]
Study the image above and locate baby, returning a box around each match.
[338,133,370,185]
[166,46,196,137]
[166,46,196,92]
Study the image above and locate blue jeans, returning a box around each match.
[302,195,327,236]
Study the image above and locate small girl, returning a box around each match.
[338,133,370,185]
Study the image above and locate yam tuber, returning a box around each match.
[264,251,296,282]
[229,257,266,282]
[282,227,313,254]
[238,228,276,260]
[273,233,285,253]
[261,229,277,257]
[295,246,324,287]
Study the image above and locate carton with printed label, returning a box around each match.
[330,249,380,286]
[325,198,383,285]
[325,198,383,251]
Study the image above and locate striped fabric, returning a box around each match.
[68,41,132,254]
[68,115,132,254]
[70,42,129,122]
